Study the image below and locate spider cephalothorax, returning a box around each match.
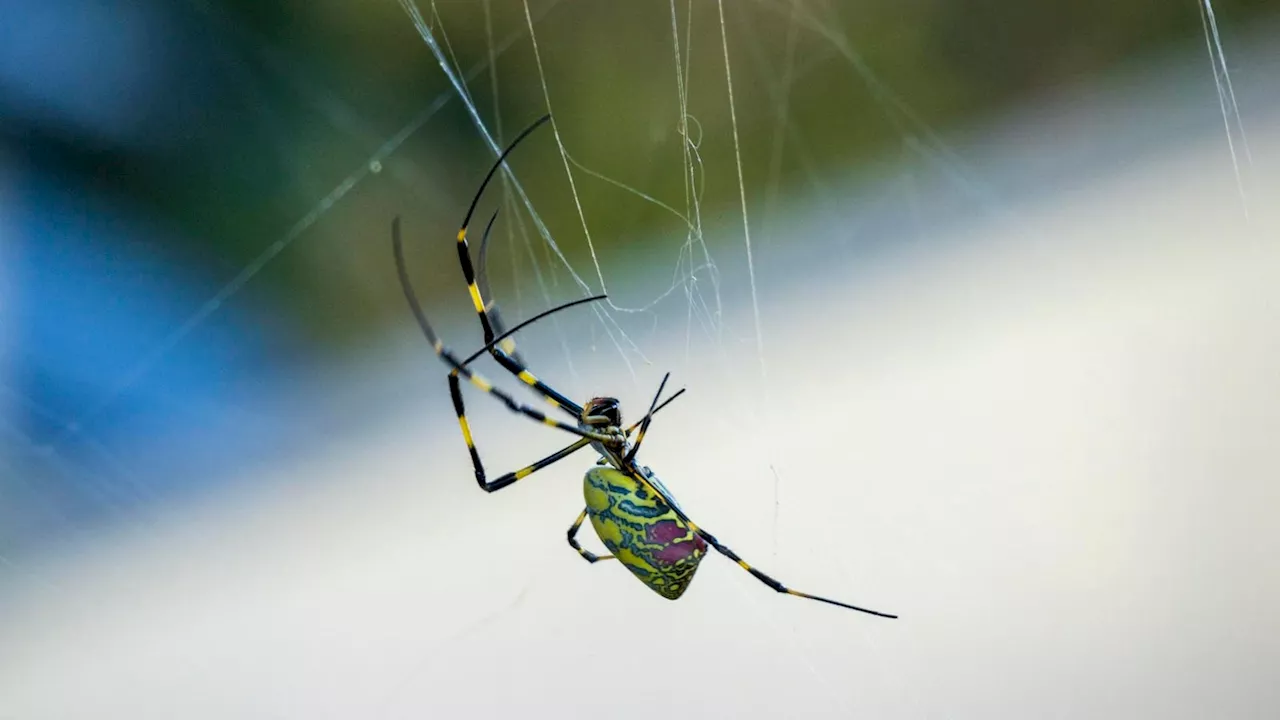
[391,113,896,619]
[582,397,622,428]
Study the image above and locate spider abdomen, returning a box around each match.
[583,466,707,600]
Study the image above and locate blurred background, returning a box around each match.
[2,1,1278,717]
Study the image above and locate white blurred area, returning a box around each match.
[3,38,1280,720]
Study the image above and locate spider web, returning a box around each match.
[3,0,1254,509]
[375,3,996,709]
[0,0,1268,716]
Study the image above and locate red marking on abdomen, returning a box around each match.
[647,521,705,565]
[648,520,687,544]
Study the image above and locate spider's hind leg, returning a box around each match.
[682,520,897,618]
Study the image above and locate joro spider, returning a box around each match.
[393,114,895,618]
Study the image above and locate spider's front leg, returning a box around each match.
[450,115,584,420]
[446,372,593,493]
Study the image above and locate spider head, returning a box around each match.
[581,396,622,429]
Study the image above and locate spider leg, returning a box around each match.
[447,368,685,493]
[473,209,526,366]
[459,208,581,414]
[624,372,670,463]
[449,373,595,493]
[394,218,616,446]
[621,465,896,619]
[444,296,615,492]
[684,519,897,618]
[566,507,614,563]
[457,292,607,369]
[453,115,584,418]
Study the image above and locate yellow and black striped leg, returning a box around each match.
[456,217,583,417]
[566,507,614,563]
[682,520,897,618]
[447,372,594,493]
[473,210,526,366]
[395,218,618,447]
[624,372,670,464]
[438,330,684,494]
[448,114,584,419]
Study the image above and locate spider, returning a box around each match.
[392,114,896,618]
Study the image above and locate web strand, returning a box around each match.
[1199,0,1252,218]
[400,0,651,385]
[718,0,767,381]
[46,5,565,446]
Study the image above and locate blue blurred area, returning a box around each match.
[0,153,297,551]
[0,0,227,152]
[0,0,303,552]
[0,0,161,146]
